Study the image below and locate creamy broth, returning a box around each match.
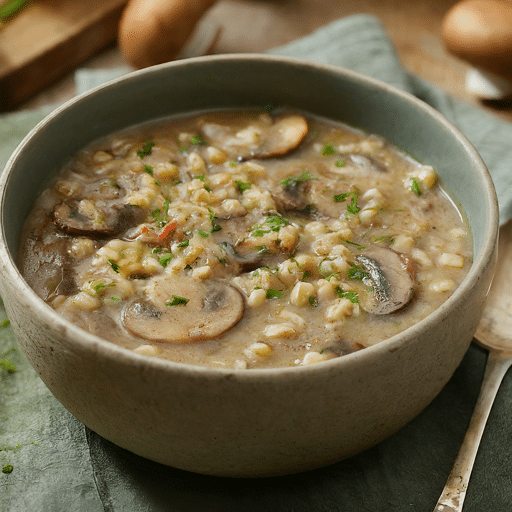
[19,109,472,369]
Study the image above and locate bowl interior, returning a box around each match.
[2,54,495,298]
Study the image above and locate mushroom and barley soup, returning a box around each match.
[20,109,472,369]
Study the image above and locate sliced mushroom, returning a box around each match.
[201,115,308,160]
[348,154,386,172]
[19,237,78,301]
[272,179,311,212]
[53,202,145,238]
[122,275,244,343]
[355,246,415,315]
[250,115,308,159]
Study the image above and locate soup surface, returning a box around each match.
[20,109,472,369]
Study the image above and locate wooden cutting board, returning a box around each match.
[0,0,128,112]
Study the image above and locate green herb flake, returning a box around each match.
[2,465,13,474]
[177,239,189,248]
[143,164,154,176]
[333,189,360,214]
[0,319,10,328]
[165,295,190,306]
[335,159,346,167]
[335,286,359,304]
[235,180,252,193]
[251,215,289,237]
[197,230,209,238]
[158,252,174,268]
[0,357,16,374]
[280,171,315,188]
[322,143,336,156]
[190,134,206,145]
[348,265,369,281]
[0,0,29,21]
[411,177,422,196]
[266,289,282,300]
[91,282,115,294]
[137,141,155,159]
[308,296,319,307]
[369,234,395,244]
[302,270,312,281]
[108,259,120,273]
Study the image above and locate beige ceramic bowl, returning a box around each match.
[0,55,498,477]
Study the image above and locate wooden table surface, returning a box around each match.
[20,0,512,123]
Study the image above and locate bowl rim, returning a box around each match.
[0,53,499,379]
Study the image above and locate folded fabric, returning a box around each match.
[1,14,511,512]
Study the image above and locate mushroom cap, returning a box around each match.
[201,114,308,160]
[252,115,308,159]
[356,246,415,315]
[53,202,144,238]
[122,275,245,343]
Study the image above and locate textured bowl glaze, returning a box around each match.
[0,55,498,477]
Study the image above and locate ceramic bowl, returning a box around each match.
[0,54,498,477]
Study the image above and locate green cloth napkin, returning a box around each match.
[2,14,512,512]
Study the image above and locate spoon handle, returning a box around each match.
[433,349,512,512]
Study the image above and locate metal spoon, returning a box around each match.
[434,220,512,512]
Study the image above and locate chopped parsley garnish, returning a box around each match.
[190,134,206,145]
[308,296,319,307]
[91,281,115,294]
[208,207,222,233]
[302,270,312,281]
[266,289,282,299]
[197,230,209,238]
[322,143,336,156]
[280,170,315,188]
[369,234,395,244]
[0,357,16,374]
[411,177,422,196]
[177,239,189,248]
[235,180,252,193]
[165,295,190,306]
[250,215,290,237]
[2,465,13,474]
[333,188,361,214]
[343,239,367,250]
[0,319,10,328]
[335,159,346,167]
[347,265,369,281]
[143,164,154,176]
[158,252,174,268]
[151,199,170,228]
[137,141,155,159]
[335,286,359,304]
[325,272,340,281]
[108,259,120,273]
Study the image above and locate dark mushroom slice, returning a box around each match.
[355,246,415,315]
[122,275,245,343]
[272,179,311,212]
[19,237,78,301]
[201,115,308,160]
[347,154,386,172]
[53,202,145,238]
[248,115,308,159]
[219,241,287,273]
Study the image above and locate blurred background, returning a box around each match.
[1,0,511,119]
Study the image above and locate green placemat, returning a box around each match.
[2,14,512,512]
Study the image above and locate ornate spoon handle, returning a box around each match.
[433,350,512,512]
